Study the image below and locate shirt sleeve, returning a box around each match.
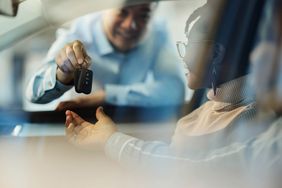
[25,60,73,104]
[104,132,176,169]
[104,132,241,171]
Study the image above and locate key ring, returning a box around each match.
[80,56,91,69]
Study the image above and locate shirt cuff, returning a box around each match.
[104,132,137,162]
[105,84,129,105]
[54,80,73,93]
[42,63,72,92]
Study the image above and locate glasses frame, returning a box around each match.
[176,41,187,59]
[176,40,218,59]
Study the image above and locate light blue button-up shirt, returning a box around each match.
[26,12,186,106]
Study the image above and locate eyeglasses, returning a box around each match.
[176,40,217,59]
[176,41,187,58]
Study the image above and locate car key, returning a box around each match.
[74,63,93,94]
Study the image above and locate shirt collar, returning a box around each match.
[94,15,115,56]
[207,75,255,111]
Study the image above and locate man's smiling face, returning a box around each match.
[102,4,153,53]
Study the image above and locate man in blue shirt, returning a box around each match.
[26,3,185,108]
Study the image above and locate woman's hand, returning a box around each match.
[65,106,117,150]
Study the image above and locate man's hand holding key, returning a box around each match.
[55,40,93,95]
[55,40,91,85]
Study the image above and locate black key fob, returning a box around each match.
[74,68,93,94]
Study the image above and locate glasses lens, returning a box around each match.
[176,42,186,58]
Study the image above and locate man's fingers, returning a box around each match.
[57,51,75,73]
[73,40,91,68]
[83,55,92,69]
[73,40,84,65]
[81,44,88,58]
[66,45,79,68]
[58,40,90,71]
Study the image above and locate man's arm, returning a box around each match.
[25,14,96,104]
[26,61,73,104]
